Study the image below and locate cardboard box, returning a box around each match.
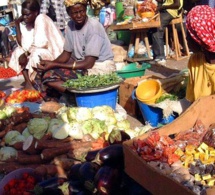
[123,95,215,195]
[118,75,161,117]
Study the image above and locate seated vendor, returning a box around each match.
[38,0,115,99]
[185,5,215,103]
[8,0,64,90]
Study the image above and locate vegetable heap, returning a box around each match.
[4,172,37,195]
[5,89,42,104]
[63,73,123,90]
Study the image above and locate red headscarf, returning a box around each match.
[186,5,215,52]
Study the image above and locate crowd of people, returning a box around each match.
[0,0,215,108]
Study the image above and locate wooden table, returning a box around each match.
[110,15,161,62]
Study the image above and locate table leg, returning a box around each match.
[143,31,151,59]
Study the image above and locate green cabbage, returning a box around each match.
[48,118,64,133]
[68,121,83,139]
[0,146,17,161]
[3,106,16,117]
[116,119,131,130]
[81,119,107,139]
[5,130,21,145]
[52,123,70,139]
[22,128,31,139]
[27,118,49,139]
[0,110,7,119]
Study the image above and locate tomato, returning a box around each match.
[22,172,30,179]
[27,175,36,184]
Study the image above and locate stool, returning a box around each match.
[127,30,152,62]
[165,16,190,61]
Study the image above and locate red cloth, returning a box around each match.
[186,5,215,52]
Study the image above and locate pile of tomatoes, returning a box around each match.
[5,90,42,104]
[4,173,37,195]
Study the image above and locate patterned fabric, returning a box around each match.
[186,5,215,52]
[64,0,88,7]
[40,0,70,30]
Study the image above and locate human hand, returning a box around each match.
[37,60,56,72]
[15,16,23,25]
[18,53,28,68]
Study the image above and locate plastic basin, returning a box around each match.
[132,90,177,127]
[116,62,151,78]
[75,88,118,109]
[136,79,162,104]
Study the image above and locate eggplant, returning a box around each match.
[108,130,130,145]
[78,162,100,192]
[68,163,82,181]
[94,166,121,195]
[69,180,84,193]
[85,149,101,162]
[94,144,124,168]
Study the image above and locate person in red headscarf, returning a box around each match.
[186,5,215,102]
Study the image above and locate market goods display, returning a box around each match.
[131,119,215,194]
[5,89,42,104]
[63,73,123,90]
[0,67,17,79]
[0,101,152,194]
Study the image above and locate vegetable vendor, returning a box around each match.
[37,0,116,100]
[186,5,215,102]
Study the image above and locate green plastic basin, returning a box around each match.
[116,62,151,78]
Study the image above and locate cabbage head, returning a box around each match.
[3,106,16,117]
[116,119,131,130]
[0,146,17,161]
[48,118,64,133]
[92,106,115,121]
[22,128,31,139]
[81,119,107,139]
[0,110,7,120]
[5,130,21,145]
[68,121,83,139]
[27,118,49,139]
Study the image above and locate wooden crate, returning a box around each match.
[123,95,215,195]
[118,75,161,117]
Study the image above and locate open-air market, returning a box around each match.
[1,0,215,194]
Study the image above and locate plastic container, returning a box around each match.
[117,62,151,79]
[75,88,118,109]
[132,90,177,127]
[136,79,162,104]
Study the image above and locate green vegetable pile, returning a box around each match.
[63,73,123,90]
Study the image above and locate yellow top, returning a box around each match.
[186,52,215,102]
[163,0,183,18]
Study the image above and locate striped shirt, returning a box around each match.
[40,0,70,30]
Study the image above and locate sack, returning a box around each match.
[47,3,57,21]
